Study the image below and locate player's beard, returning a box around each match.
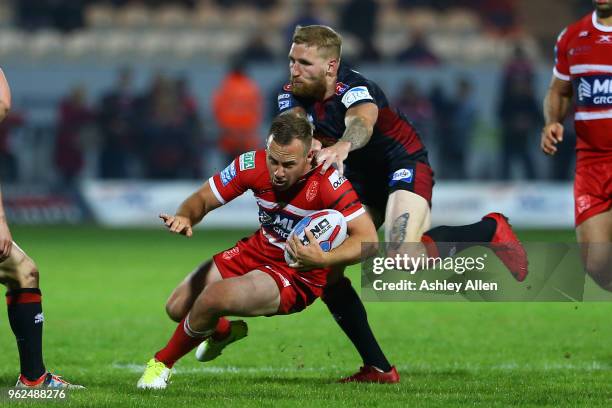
[594,0,612,17]
[291,73,327,101]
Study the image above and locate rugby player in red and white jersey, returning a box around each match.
[542,0,612,289]
[137,113,381,389]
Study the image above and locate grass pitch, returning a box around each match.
[0,226,610,407]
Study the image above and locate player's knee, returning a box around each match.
[195,283,229,317]
[165,299,187,322]
[584,255,612,290]
[16,260,39,289]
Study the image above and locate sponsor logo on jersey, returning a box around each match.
[306,181,319,202]
[279,100,291,110]
[239,151,256,170]
[283,83,292,91]
[335,82,350,95]
[222,246,240,260]
[278,93,291,100]
[260,209,301,239]
[597,34,612,44]
[341,86,373,108]
[575,75,612,106]
[389,168,414,186]
[220,161,237,186]
[328,171,347,190]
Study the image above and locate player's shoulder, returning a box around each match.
[236,150,265,172]
[319,166,350,193]
[559,12,595,41]
[335,65,380,109]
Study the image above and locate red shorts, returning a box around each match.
[574,161,612,226]
[212,233,326,315]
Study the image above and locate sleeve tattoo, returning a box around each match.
[341,115,372,150]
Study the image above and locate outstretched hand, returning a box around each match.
[159,213,193,237]
[317,141,351,175]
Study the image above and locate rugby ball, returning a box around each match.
[284,209,348,266]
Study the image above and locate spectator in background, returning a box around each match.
[501,45,535,94]
[396,30,440,66]
[212,59,263,164]
[0,108,25,182]
[393,80,433,141]
[239,34,276,64]
[284,0,326,47]
[429,83,454,172]
[140,74,200,179]
[98,67,137,179]
[54,84,96,185]
[498,76,540,180]
[340,0,380,62]
[498,45,539,180]
[439,77,477,179]
[175,75,205,178]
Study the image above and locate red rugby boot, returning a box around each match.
[339,366,400,384]
[484,212,528,282]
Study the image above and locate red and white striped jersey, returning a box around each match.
[209,150,365,261]
[554,11,612,164]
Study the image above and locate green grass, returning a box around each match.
[1,226,611,407]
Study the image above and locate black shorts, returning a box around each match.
[344,146,434,218]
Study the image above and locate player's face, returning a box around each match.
[266,137,313,191]
[289,43,329,100]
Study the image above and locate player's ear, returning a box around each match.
[327,58,339,76]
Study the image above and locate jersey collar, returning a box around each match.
[592,11,612,32]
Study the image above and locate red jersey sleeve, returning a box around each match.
[554,27,571,81]
[319,168,365,222]
[209,150,260,204]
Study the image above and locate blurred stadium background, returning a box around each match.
[2,2,612,406]
[0,0,593,229]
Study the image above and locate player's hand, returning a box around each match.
[159,213,193,237]
[286,230,329,270]
[0,216,13,262]
[541,122,564,155]
[317,141,350,175]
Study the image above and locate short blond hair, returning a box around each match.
[292,25,342,59]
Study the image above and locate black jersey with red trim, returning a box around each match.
[277,64,428,167]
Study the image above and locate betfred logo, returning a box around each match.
[335,82,350,95]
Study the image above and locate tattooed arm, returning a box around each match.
[318,102,378,174]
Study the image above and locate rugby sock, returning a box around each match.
[154,314,212,368]
[211,317,231,341]
[6,288,46,381]
[322,277,392,372]
[421,218,496,258]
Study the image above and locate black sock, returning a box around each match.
[7,288,46,381]
[422,218,496,257]
[322,277,392,372]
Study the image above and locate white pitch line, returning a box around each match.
[113,361,612,374]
